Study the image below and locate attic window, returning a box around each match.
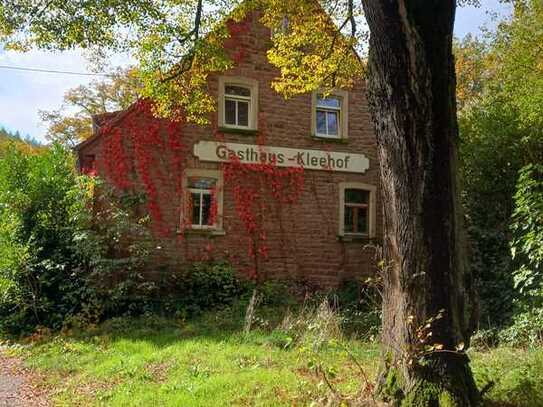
[271,16,290,37]
[224,85,251,128]
[218,77,258,131]
[311,90,349,140]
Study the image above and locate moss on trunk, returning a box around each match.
[378,354,480,407]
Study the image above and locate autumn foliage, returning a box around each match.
[98,99,305,280]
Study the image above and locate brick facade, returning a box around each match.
[76,11,382,287]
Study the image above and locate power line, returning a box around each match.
[0,64,114,77]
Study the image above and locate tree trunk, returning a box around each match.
[360,1,479,405]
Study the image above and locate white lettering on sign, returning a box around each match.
[193,141,370,174]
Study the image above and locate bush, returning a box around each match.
[510,164,543,310]
[0,144,96,334]
[164,261,248,317]
[0,145,249,335]
[257,280,297,307]
[488,164,543,348]
[459,105,524,327]
[499,309,543,347]
[329,279,381,341]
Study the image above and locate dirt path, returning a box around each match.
[0,351,49,407]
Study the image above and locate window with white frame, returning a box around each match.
[339,183,376,237]
[218,77,258,130]
[183,170,223,231]
[225,85,251,127]
[271,16,290,37]
[316,95,342,138]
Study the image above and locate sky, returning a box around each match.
[0,1,512,144]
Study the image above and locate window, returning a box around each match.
[80,154,96,176]
[224,85,251,127]
[218,77,258,130]
[316,95,341,137]
[189,177,216,228]
[312,90,349,139]
[182,169,224,232]
[344,189,369,234]
[339,183,376,238]
[271,16,290,37]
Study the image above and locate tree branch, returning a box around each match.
[160,0,203,83]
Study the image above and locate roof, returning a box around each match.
[74,108,132,151]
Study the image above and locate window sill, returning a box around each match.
[177,228,226,237]
[218,127,259,136]
[311,135,349,144]
[338,234,373,242]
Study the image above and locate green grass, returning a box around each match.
[472,347,543,406]
[5,307,543,406]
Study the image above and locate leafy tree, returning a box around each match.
[40,68,141,147]
[0,127,41,155]
[0,145,94,333]
[457,0,543,328]
[493,0,543,130]
[511,164,543,307]
[1,1,491,404]
[454,35,492,112]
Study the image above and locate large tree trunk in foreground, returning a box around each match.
[361,1,479,405]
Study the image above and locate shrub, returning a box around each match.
[329,279,382,341]
[0,145,96,334]
[489,164,543,348]
[0,145,248,335]
[164,261,248,317]
[257,280,297,307]
[499,308,543,348]
[510,164,543,310]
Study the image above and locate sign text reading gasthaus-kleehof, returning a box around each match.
[193,141,370,174]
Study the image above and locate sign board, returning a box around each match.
[193,141,370,174]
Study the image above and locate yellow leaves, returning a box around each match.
[262,0,364,99]
[454,36,491,112]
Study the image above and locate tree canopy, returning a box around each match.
[40,67,140,147]
[0,1,363,121]
[0,127,41,156]
[456,0,543,327]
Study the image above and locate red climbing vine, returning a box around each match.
[99,99,186,237]
[217,118,305,281]
[95,15,306,280]
[97,100,306,282]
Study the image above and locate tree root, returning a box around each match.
[377,354,481,407]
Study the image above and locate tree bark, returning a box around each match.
[360,1,479,405]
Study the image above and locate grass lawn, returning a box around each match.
[4,306,543,406]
